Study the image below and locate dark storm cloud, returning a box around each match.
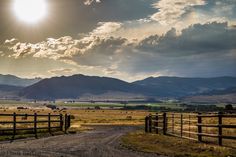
[116,22,236,76]
[197,0,236,19]
[138,22,236,56]
[0,0,156,43]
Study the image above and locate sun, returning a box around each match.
[13,0,48,24]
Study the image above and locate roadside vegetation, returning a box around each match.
[122,131,236,157]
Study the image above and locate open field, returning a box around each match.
[1,99,235,110]
[0,108,150,125]
[0,102,235,157]
[0,105,151,136]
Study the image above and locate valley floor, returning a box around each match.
[0,126,160,157]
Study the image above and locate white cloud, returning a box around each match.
[48,68,76,76]
[151,0,205,25]
[0,51,4,57]
[84,0,101,5]
[91,22,123,36]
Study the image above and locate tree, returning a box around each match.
[225,104,233,110]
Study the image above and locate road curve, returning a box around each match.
[0,126,161,157]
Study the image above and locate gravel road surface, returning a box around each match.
[0,126,162,157]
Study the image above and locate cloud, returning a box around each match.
[116,22,236,77]
[4,38,19,45]
[69,36,128,67]
[151,0,205,25]
[48,68,75,76]
[4,36,79,59]
[4,23,128,67]
[91,22,123,36]
[138,22,236,56]
[3,21,236,79]
[84,0,101,5]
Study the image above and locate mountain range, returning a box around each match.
[0,74,236,102]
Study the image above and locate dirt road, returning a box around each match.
[0,126,161,157]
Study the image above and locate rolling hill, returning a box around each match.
[0,84,23,99]
[182,87,236,103]
[19,74,147,100]
[0,74,41,87]
[200,87,236,96]
[133,76,236,97]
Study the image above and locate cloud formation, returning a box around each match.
[48,68,75,76]
[91,22,123,36]
[84,0,101,5]
[151,0,205,25]
[138,22,236,56]
[4,21,236,79]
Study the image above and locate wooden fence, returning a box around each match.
[0,113,71,140]
[145,112,236,146]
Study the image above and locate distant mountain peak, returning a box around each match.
[0,74,41,87]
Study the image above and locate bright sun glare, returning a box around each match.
[13,0,48,24]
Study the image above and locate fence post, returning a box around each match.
[218,112,223,146]
[172,113,174,133]
[180,114,183,137]
[12,112,16,140]
[34,113,37,138]
[197,113,202,142]
[163,112,167,135]
[64,114,67,133]
[155,113,159,134]
[60,114,63,131]
[67,115,71,129]
[145,116,149,133]
[148,114,152,133]
[188,114,191,138]
[48,113,51,134]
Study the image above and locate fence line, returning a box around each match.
[0,113,71,140]
[145,112,236,146]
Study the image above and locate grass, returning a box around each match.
[1,104,235,151]
[0,108,151,139]
[164,112,236,147]
[0,108,66,141]
[57,102,187,110]
[0,129,64,141]
[67,109,150,126]
[57,102,125,108]
[122,131,236,157]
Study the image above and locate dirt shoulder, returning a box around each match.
[0,126,160,157]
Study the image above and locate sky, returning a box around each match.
[0,0,236,81]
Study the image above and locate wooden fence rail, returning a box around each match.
[145,112,236,146]
[0,113,71,140]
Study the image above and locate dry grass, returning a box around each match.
[0,108,150,132]
[164,112,236,147]
[122,131,236,157]
[67,109,149,126]
[0,108,62,130]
